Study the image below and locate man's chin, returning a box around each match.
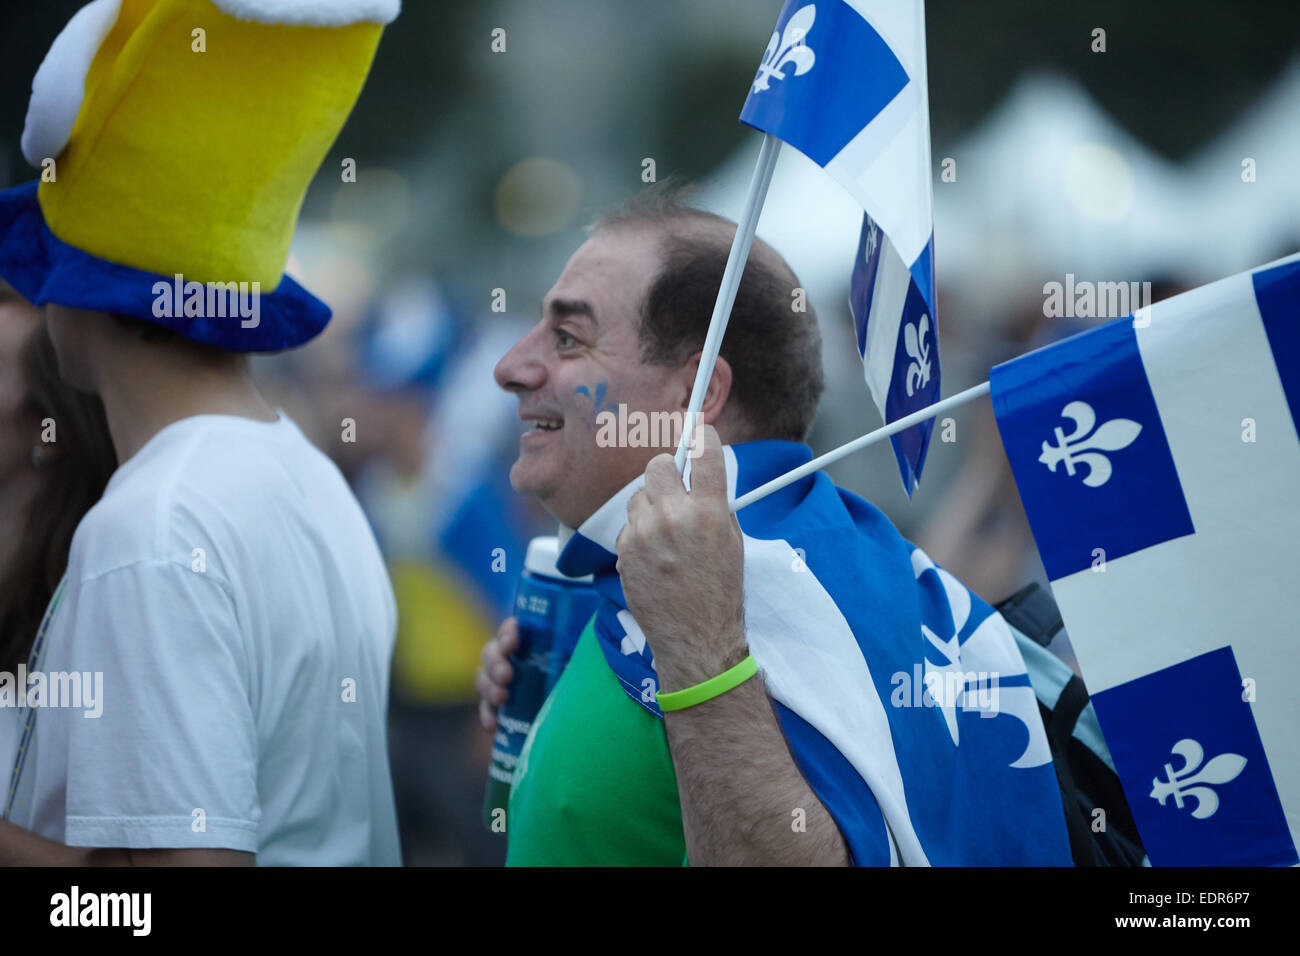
[509,457,591,529]
[509,456,559,505]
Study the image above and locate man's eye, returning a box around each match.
[554,328,577,348]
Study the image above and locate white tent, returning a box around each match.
[699,71,1209,327]
[1187,55,1300,276]
[935,71,1202,292]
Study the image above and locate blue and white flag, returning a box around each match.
[740,0,939,496]
[556,440,1072,866]
[990,253,1300,866]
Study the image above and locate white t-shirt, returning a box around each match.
[8,413,401,865]
[0,707,16,784]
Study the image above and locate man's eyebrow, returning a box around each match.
[544,297,597,323]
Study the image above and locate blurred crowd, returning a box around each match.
[257,278,554,865]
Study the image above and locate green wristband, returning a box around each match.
[656,654,758,712]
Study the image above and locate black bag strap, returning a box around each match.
[999,585,1110,864]
[1050,674,1091,742]
[995,582,1064,647]
[1040,679,1109,866]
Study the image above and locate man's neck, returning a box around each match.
[94,344,277,463]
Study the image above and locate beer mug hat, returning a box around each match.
[0,0,399,352]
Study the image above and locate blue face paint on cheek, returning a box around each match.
[574,382,617,430]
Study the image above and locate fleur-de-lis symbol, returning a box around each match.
[921,622,963,747]
[1038,400,1141,488]
[751,4,816,93]
[1150,738,1247,820]
[913,558,1049,770]
[574,382,618,415]
[904,314,932,397]
[863,218,880,261]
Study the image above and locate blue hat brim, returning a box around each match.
[0,181,331,352]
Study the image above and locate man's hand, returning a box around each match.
[476,617,519,732]
[616,425,747,691]
[614,424,850,866]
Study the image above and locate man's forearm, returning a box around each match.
[0,821,253,866]
[619,435,850,866]
[659,645,850,866]
[0,820,128,866]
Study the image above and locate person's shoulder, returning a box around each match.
[69,414,338,578]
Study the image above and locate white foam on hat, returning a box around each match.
[211,0,400,26]
[19,0,402,170]
[20,0,122,168]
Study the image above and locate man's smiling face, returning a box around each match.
[494,227,689,529]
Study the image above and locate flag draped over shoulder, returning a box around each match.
[989,254,1300,866]
[556,440,1072,866]
[740,0,940,495]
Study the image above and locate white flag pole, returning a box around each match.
[731,380,991,512]
[674,132,783,472]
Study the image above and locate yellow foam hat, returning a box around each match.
[0,0,399,349]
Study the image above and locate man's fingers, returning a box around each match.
[685,424,728,503]
[474,666,496,710]
[477,617,517,720]
[497,617,519,655]
[626,486,653,525]
[476,656,508,694]
[480,635,499,668]
[479,699,497,732]
[643,452,685,502]
[490,656,513,687]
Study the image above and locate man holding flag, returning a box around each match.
[482,192,1072,865]
[479,0,1077,867]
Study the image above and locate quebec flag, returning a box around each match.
[740,1,939,496]
[989,253,1300,866]
[556,440,1072,866]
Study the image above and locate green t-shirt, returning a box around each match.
[505,619,687,866]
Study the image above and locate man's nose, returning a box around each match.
[494,326,547,394]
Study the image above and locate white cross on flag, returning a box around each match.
[989,253,1300,866]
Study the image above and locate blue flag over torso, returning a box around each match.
[556,440,1072,865]
[740,0,940,495]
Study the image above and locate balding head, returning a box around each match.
[493,189,825,528]
[590,194,824,444]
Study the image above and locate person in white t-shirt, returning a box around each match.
[0,0,404,865]
[0,313,402,866]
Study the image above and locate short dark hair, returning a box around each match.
[112,313,203,346]
[592,189,824,443]
[112,313,250,356]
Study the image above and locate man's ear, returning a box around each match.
[679,351,734,427]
